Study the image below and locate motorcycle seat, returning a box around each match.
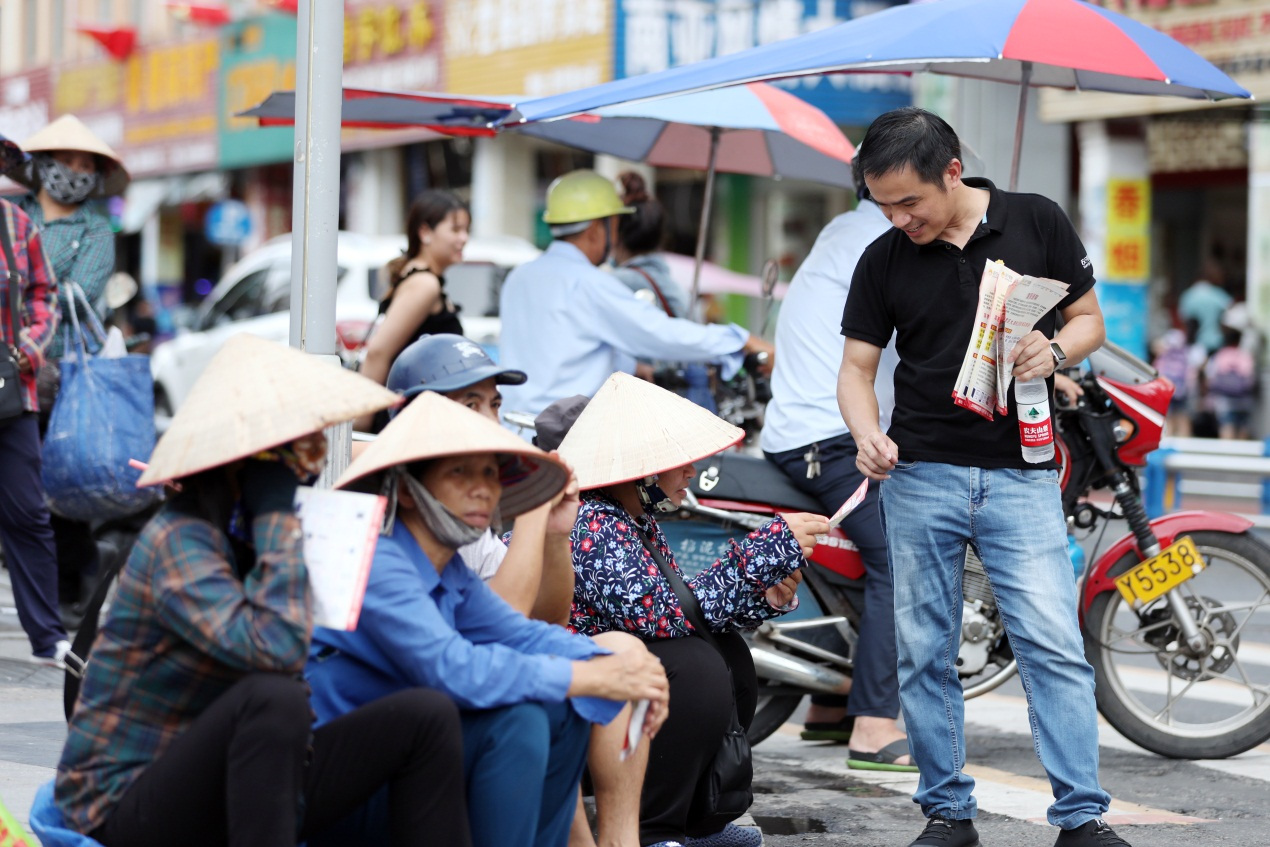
[691,451,825,514]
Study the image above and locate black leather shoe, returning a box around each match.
[909,815,981,846]
[1054,819,1131,846]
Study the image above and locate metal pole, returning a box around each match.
[289,0,348,485]
[688,126,722,321]
[1009,62,1032,193]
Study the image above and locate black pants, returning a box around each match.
[93,674,471,847]
[640,634,756,846]
[767,432,900,717]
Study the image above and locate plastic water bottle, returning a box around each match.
[1066,532,1086,581]
[1015,378,1054,463]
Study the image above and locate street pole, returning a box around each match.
[289,0,347,486]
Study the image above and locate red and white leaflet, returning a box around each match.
[828,478,870,530]
[993,275,1070,414]
[621,699,651,761]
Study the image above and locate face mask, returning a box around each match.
[636,475,678,513]
[380,468,487,548]
[35,154,99,205]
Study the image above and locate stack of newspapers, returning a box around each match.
[953,260,1069,420]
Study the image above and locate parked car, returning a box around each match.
[151,231,540,430]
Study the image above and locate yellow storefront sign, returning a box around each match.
[445,0,613,96]
[1104,178,1151,282]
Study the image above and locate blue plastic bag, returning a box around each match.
[27,782,105,847]
[41,285,159,523]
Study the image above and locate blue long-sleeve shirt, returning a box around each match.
[307,520,622,726]
[498,240,749,417]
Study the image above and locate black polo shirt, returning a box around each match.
[841,178,1095,470]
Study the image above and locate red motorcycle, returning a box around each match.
[665,341,1270,758]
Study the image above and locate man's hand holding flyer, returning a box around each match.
[953,260,1069,420]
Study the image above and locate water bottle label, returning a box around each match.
[1018,399,1053,447]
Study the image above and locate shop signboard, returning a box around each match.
[445,0,613,96]
[219,14,297,170]
[205,198,252,246]
[52,37,220,178]
[1101,177,1152,357]
[613,0,911,128]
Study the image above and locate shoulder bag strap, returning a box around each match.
[0,212,22,354]
[633,524,721,652]
[628,265,676,318]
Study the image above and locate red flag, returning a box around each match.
[75,24,137,60]
[165,2,233,26]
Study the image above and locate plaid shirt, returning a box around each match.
[55,506,311,835]
[0,199,59,412]
[17,195,115,360]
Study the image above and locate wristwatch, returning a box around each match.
[1050,341,1068,367]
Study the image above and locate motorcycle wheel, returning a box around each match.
[1084,530,1270,759]
[748,681,804,746]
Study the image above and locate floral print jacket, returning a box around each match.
[568,494,805,639]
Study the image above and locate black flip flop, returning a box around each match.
[799,716,855,742]
[847,738,920,772]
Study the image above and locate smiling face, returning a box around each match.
[419,452,502,530]
[864,160,961,246]
[421,208,471,270]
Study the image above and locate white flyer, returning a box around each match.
[621,699,651,761]
[293,486,386,631]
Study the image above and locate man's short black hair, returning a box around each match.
[857,107,962,192]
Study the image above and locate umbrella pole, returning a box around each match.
[1009,62,1032,192]
[689,126,722,321]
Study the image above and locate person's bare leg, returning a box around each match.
[587,631,652,847]
[846,715,912,765]
[569,789,598,847]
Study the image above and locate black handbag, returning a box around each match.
[0,214,27,423]
[634,526,754,822]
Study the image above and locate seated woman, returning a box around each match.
[554,372,829,847]
[45,335,470,847]
[305,391,670,847]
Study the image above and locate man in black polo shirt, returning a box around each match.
[838,108,1126,847]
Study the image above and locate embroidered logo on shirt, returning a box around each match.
[1080,256,1092,269]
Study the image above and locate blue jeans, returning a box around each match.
[879,461,1110,828]
[462,702,590,847]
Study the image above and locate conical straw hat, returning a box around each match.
[558,371,743,491]
[139,335,399,487]
[13,115,130,196]
[335,391,569,520]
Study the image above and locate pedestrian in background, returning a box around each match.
[611,171,689,319]
[10,114,128,625]
[0,133,68,668]
[839,107,1126,847]
[356,190,468,427]
[1179,263,1232,356]
[761,152,913,769]
[499,170,771,419]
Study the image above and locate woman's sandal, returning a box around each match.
[798,716,855,742]
[847,738,920,772]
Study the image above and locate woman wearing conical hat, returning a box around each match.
[554,372,830,847]
[305,391,670,847]
[43,336,473,847]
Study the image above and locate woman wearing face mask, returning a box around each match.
[555,372,829,847]
[9,115,129,626]
[306,391,669,847]
[38,335,472,847]
[359,190,468,389]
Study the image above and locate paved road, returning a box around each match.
[6,535,1270,846]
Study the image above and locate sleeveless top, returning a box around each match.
[379,266,464,344]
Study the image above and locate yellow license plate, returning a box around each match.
[1114,535,1206,609]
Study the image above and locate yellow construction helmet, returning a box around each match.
[542,170,635,225]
